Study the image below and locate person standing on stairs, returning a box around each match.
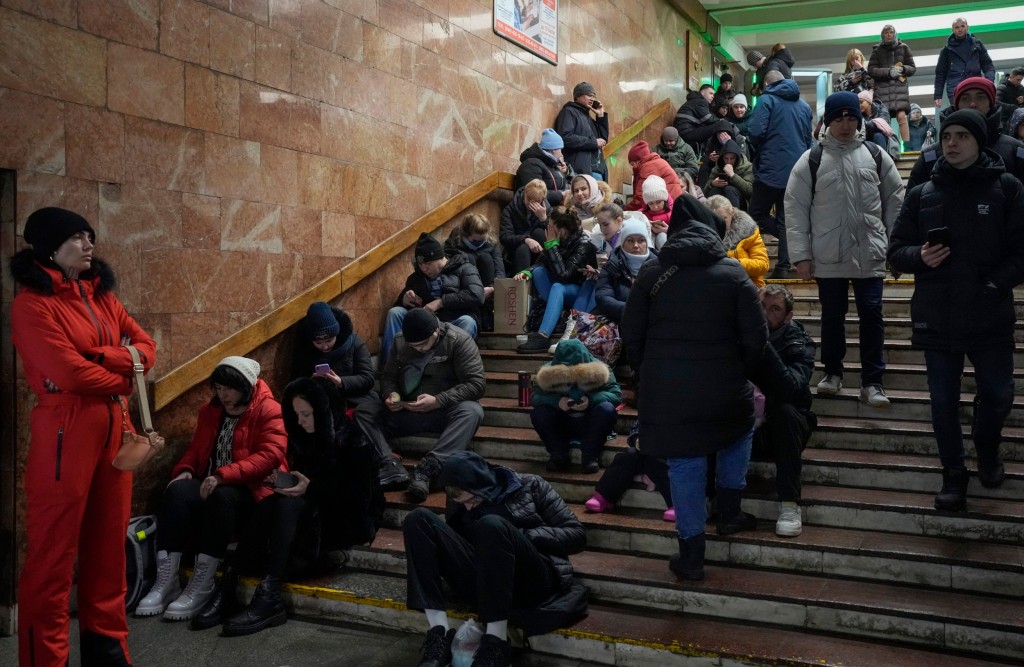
[621,195,768,581]
[136,356,287,621]
[785,91,905,408]
[555,81,609,182]
[749,285,817,536]
[888,109,1024,511]
[404,451,587,667]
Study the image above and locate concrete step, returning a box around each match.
[270,562,1005,666]
[809,386,1024,426]
[794,316,1024,343]
[805,339,1024,366]
[809,361,1024,392]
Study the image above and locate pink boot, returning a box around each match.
[662,507,676,523]
[584,492,613,513]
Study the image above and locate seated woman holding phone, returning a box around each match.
[291,301,376,410]
[136,357,287,624]
[212,376,384,636]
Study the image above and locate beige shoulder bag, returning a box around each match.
[112,346,165,471]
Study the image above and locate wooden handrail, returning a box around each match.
[603,98,673,158]
[152,99,673,411]
[152,171,515,410]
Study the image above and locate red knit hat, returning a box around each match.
[953,77,996,109]
[627,141,650,163]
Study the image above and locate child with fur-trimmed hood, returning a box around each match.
[530,340,621,474]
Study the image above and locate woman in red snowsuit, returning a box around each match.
[11,207,156,666]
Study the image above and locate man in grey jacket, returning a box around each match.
[356,309,486,502]
[785,92,905,407]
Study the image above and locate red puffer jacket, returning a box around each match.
[11,254,156,397]
[172,379,287,501]
[626,153,683,211]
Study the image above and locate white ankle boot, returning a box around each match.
[163,553,221,621]
[135,550,182,617]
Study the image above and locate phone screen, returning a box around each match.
[315,363,330,375]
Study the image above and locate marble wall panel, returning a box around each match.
[209,7,256,80]
[258,144,300,207]
[15,172,98,229]
[201,132,261,200]
[124,116,206,193]
[79,0,159,50]
[239,82,321,154]
[362,23,415,80]
[97,242,142,313]
[296,153,346,212]
[185,64,241,136]
[383,74,419,129]
[0,88,64,175]
[107,43,185,125]
[1,0,77,27]
[220,198,283,252]
[228,0,270,26]
[294,0,363,60]
[351,214,405,257]
[338,59,393,123]
[321,105,408,172]
[0,8,107,106]
[281,205,324,256]
[321,211,356,259]
[161,0,212,67]
[98,182,183,248]
[255,25,292,91]
[322,0,376,22]
[290,40,347,107]
[377,0,424,45]
[65,104,124,183]
[167,310,262,367]
[181,192,222,249]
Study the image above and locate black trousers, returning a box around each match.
[595,448,672,507]
[403,508,558,623]
[237,494,306,577]
[752,403,812,502]
[157,478,255,558]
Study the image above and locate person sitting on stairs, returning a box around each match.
[136,356,287,621]
[404,451,588,667]
[888,109,1024,511]
[585,421,676,522]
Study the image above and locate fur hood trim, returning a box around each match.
[721,210,758,251]
[10,248,117,295]
[535,360,610,393]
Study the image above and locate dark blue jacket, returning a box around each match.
[746,79,813,189]
[554,101,609,181]
[933,33,995,100]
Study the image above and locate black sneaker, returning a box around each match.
[581,458,600,474]
[471,633,512,667]
[407,457,441,503]
[516,332,549,354]
[378,455,410,489]
[417,625,455,667]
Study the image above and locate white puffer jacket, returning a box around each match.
[784,129,905,279]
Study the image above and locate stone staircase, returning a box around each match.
[260,152,1024,664]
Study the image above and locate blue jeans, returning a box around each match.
[667,429,754,539]
[815,277,885,386]
[925,347,1014,470]
[532,266,596,336]
[382,307,477,363]
[530,402,617,462]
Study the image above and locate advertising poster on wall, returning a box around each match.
[493,0,558,65]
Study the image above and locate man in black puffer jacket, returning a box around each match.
[382,233,483,364]
[554,82,609,181]
[404,451,587,667]
[889,109,1024,513]
[622,196,767,581]
[673,86,735,154]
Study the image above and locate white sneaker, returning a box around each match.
[135,551,182,617]
[775,503,802,537]
[859,385,890,408]
[163,553,221,621]
[816,374,842,394]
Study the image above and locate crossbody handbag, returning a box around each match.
[112,346,165,471]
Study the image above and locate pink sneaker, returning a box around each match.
[584,492,612,513]
[662,507,676,523]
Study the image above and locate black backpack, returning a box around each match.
[124,515,157,612]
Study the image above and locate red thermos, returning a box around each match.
[518,371,531,407]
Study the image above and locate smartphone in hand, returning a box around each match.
[315,363,330,375]
[273,471,299,489]
[927,227,951,248]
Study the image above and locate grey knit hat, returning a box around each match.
[216,356,260,389]
[746,50,764,66]
[573,81,596,98]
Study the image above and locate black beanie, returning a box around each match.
[23,207,95,263]
[415,232,444,263]
[304,301,340,340]
[720,73,733,83]
[667,194,726,239]
[402,308,439,343]
[942,109,988,153]
[823,91,863,129]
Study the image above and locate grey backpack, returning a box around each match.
[124,515,157,612]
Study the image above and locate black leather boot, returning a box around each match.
[222,576,287,637]
[417,625,456,667]
[714,487,757,535]
[935,467,969,511]
[191,565,239,631]
[80,630,131,666]
[669,534,706,580]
